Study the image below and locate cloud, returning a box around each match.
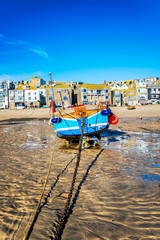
[15,40,29,45]
[4,41,18,46]
[0,34,48,59]
[29,49,48,58]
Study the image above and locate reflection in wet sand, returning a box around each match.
[0,119,160,240]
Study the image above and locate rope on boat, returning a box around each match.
[53,119,85,240]
[59,109,79,120]
[23,118,59,240]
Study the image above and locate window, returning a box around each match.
[28,97,31,100]
[34,92,36,95]
[106,89,108,93]
[139,95,146,99]
[64,90,67,94]
[30,80,31,83]
[129,96,134,100]
[83,95,87,99]
[82,89,86,93]
[18,96,22,101]
[49,96,53,100]
[57,90,60,93]
[28,92,31,95]
[138,89,147,93]
[97,90,101,94]
[56,102,61,106]
[50,90,52,94]
[129,91,134,95]
[18,90,23,94]
[35,97,37,100]
[37,80,39,83]
[115,91,120,95]
[63,96,68,100]
[105,96,108,99]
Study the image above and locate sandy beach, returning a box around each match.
[0,105,160,122]
[0,105,160,240]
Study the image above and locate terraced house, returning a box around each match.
[122,89,137,106]
[135,77,159,105]
[9,77,46,108]
[0,81,9,109]
[45,82,72,108]
[76,83,110,105]
[28,76,46,88]
[148,85,160,104]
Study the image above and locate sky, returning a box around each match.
[0,0,160,83]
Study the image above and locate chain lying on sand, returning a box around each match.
[53,121,84,240]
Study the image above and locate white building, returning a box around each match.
[25,89,40,107]
[135,79,148,104]
[0,81,9,109]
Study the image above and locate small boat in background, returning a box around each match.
[127,105,136,110]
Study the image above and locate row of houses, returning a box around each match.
[0,76,160,109]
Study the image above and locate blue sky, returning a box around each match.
[0,0,160,83]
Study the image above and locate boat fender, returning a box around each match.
[108,115,119,124]
[101,109,111,115]
[51,117,62,123]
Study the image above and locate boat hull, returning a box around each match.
[53,111,109,139]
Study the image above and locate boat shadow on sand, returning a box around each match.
[60,129,130,149]
[99,129,130,147]
[67,130,130,215]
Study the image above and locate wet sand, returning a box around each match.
[0,109,160,239]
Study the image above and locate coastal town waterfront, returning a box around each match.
[0,76,160,110]
[0,105,160,239]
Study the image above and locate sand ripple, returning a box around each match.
[0,119,160,239]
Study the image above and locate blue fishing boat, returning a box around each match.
[50,99,118,146]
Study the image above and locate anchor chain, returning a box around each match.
[54,120,85,239]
